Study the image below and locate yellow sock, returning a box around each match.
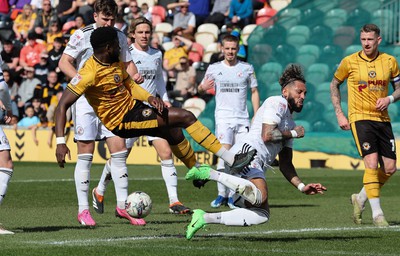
[363,168,380,199]
[170,139,197,168]
[185,120,222,154]
[377,167,391,187]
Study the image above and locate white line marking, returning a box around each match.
[11,177,184,183]
[26,225,400,248]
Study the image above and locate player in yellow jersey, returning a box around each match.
[55,26,256,181]
[330,24,400,227]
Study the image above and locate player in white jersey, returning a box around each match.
[198,34,259,209]
[0,56,15,235]
[93,17,192,214]
[185,64,327,240]
[58,0,145,227]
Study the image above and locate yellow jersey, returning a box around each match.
[334,50,400,123]
[67,56,152,131]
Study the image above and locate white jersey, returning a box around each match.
[128,44,168,101]
[63,24,132,140]
[0,55,11,151]
[232,95,295,170]
[203,60,257,125]
[0,56,11,113]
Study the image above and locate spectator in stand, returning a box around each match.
[56,0,78,24]
[9,0,31,11]
[19,32,46,69]
[14,104,41,145]
[163,32,193,79]
[48,37,65,77]
[34,70,62,111]
[0,0,10,21]
[168,56,196,101]
[140,3,152,22]
[228,0,253,29]
[123,0,142,25]
[12,4,36,42]
[16,66,41,117]
[33,0,57,38]
[33,52,50,85]
[46,17,63,52]
[188,0,210,27]
[167,0,196,36]
[151,32,165,55]
[30,97,46,119]
[66,14,86,36]
[1,40,21,80]
[2,70,19,118]
[205,0,231,28]
[115,14,128,34]
[77,0,95,24]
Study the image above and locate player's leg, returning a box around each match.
[186,178,269,240]
[72,99,97,226]
[75,141,96,226]
[105,135,145,226]
[211,123,233,208]
[157,107,256,171]
[93,137,138,214]
[0,128,15,235]
[151,137,191,214]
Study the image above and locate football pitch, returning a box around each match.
[1,162,400,256]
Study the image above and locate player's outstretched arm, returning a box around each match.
[54,90,78,168]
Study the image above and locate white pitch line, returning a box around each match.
[11,177,185,183]
[27,225,400,247]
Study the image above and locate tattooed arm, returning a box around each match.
[330,77,350,130]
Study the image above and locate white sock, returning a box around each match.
[205,208,269,226]
[0,168,13,205]
[216,159,228,197]
[97,159,112,196]
[369,198,384,218]
[215,147,235,166]
[110,150,128,209]
[357,187,368,207]
[209,169,260,205]
[161,159,178,204]
[74,154,92,213]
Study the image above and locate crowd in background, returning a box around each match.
[0,0,278,141]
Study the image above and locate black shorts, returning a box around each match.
[112,101,160,138]
[350,120,396,159]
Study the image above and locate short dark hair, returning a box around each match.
[94,0,118,17]
[221,34,239,46]
[361,24,380,36]
[279,64,306,88]
[90,26,118,50]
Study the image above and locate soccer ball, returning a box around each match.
[125,191,152,218]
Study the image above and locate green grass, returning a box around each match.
[1,162,400,256]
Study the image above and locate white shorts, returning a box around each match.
[216,122,250,145]
[125,135,162,149]
[0,126,11,151]
[72,96,116,141]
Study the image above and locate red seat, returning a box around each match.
[255,7,277,25]
[188,42,204,64]
[151,5,166,26]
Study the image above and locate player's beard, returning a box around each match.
[288,96,303,113]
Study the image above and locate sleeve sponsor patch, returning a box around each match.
[70,73,82,86]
